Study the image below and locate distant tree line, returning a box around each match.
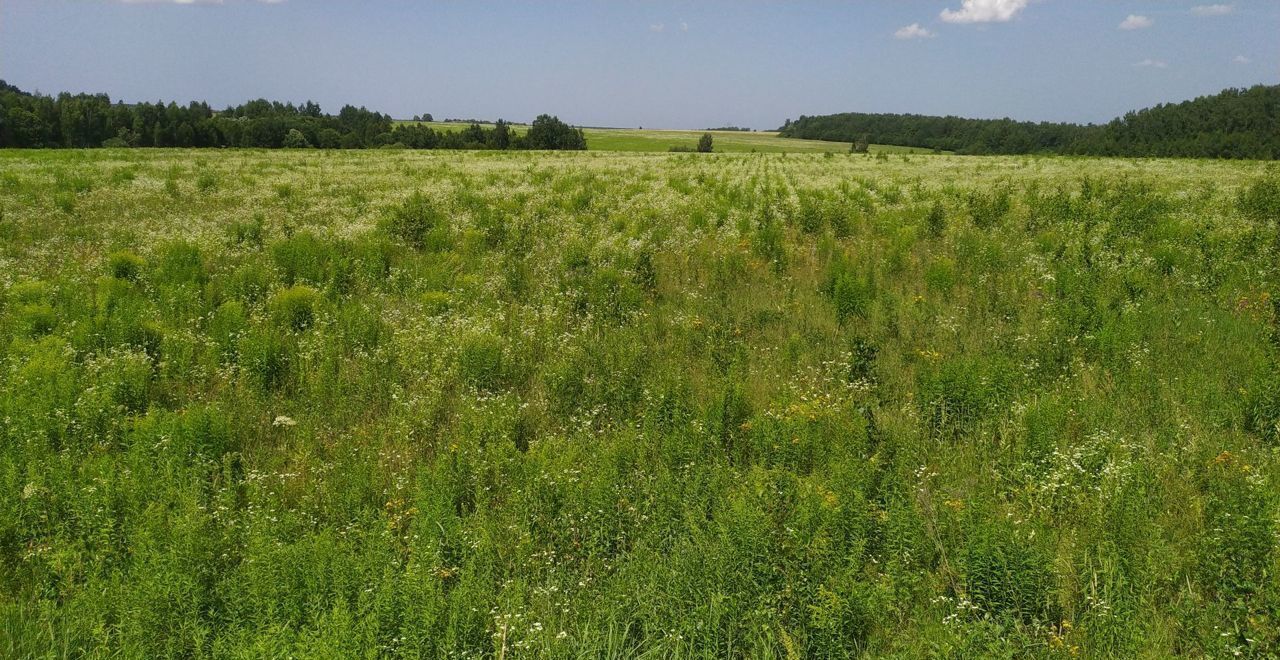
[779,84,1280,159]
[704,126,753,132]
[0,82,585,151]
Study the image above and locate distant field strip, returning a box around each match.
[400,121,936,153]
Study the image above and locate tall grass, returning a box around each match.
[0,148,1277,657]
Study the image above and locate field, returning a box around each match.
[403,122,936,154]
[2,148,1279,657]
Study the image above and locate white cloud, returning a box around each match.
[1119,15,1153,30]
[894,23,935,40]
[1233,55,1251,64]
[1133,58,1168,68]
[940,0,1029,24]
[1191,4,1234,16]
[649,23,664,32]
[680,21,688,32]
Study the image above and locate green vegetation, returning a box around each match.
[2,148,1280,657]
[0,81,581,151]
[407,121,892,154]
[781,84,1280,159]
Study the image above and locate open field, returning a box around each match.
[2,148,1279,657]
[402,121,936,153]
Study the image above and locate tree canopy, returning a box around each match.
[779,84,1280,160]
[0,82,586,151]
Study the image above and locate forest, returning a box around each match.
[779,84,1280,159]
[0,82,585,151]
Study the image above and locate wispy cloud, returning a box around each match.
[1233,55,1251,64]
[894,23,935,40]
[1119,15,1153,30]
[649,23,664,32]
[1191,4,1234,16]
[1133,58,1168,68]
[680,21,688,32]
[940,0,1029,24]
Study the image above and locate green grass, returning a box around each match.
[1,148,1279,657]
[399,120,933,153]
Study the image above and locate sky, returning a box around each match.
[1,1,1276,130]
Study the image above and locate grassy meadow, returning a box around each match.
[402,122,935,154]
[2,148,1280,657]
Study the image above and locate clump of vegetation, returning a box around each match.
[107,250,146,281]
[824,254,875,322]
[1238,175,1280,222]
[457,331,506,391]
[269,285,322,332]
[380,192,451,251]
[924,201,947,237]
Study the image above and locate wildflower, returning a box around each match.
[273,415,297,428]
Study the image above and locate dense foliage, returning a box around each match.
[2,149,1279,656]
[781,84,1280,159]
[0,82,584,151]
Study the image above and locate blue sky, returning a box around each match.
[1,1,1276,129]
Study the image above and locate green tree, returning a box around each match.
[316,128,342,149]
[697,133,713,153]
[492,119,511,150]
[526,114,586,150]
[283,128,312,148]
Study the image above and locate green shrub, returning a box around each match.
[420,290,452,315]
[269,285,322,332]
[16,303,57,338]
[918,356,1013,438]
[108,250,146,281]
[8,280,52,305]
[238,326,294,393]
[227,261,275,306]
[1237,176,1280,223]
[962,520,1056,623]
[1104,179,1170,237]
[96,349,154,413]
[1245,373,1280,443]
[823,256,874,322]
[753,212,788,273]
[155,241,206,286]
[967,188,1011,229]
[196,171,220,193]
[924,257,957,295]
[208,301,248,362]
[381,192,451,251]
[229,215,266,247]
[283,128,312,149]
[271,232,332,286]
[796,194,827,234]
[924,202,947,238]
[458,332,506,391]
[633,248,658,294]
[848,335,878,384]
[587,266,644,323]
[1199,458,1276,617]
